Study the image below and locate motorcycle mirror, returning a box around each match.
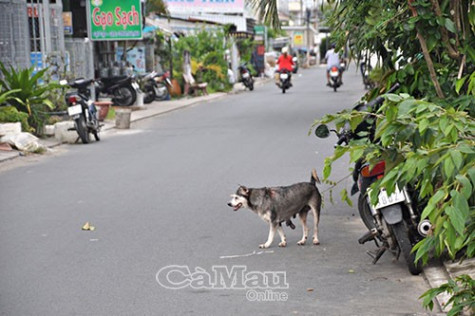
[315,125,330,138]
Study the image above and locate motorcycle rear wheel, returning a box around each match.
[143,89,155,104]
[75,115,90,144]
[391,221,422,275]
[358,195,377,231]
[113,86,136,106]
[249,80,254,91]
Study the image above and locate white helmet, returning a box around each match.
[281,47,288,54]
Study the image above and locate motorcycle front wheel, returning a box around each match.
[391,220,422,275]
[249,79,254,91]
[75,115,90,144]
[113,86,136,106]
[155,83,170,101]
[143,88,156,104]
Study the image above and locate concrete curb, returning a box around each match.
[423,258,475,313]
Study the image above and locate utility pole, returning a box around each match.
[306,7,310,68]
[314,0,320,65]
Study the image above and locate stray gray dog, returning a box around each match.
[227,170,322,248]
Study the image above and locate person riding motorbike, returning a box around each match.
[276,47,295,86]
[325,44,343,86]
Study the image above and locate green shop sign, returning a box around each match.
[87,0,142,41]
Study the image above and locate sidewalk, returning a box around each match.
[0,77,270,163]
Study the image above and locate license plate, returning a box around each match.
[330,71,339,77]
[373,186,406,209]
[280,73,288,79]
[131,82,139,90]
[68,104,82,116]
[242,73,250,78]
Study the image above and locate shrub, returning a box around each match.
[0,106,32,132]
[0,62,59,135]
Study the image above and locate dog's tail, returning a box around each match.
[311,169,321,185]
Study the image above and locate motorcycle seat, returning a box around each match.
[71,78,94,89]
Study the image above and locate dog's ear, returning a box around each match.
[238,185,250,196]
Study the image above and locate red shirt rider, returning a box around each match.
[277,47,294,72]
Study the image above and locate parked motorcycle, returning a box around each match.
[60,78,100,144]
[238,64,254,91]
[315,84,424,275]
[138,71,171,104]
[95,74,139,106]
[277,69,292,94]
[292,56,299,74]
[328,65,342,92]
[360,61,375,90]
[153,71,172,101]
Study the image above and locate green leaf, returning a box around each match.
[455,75,468,94]
[445,205,465,235]
[455,175,473,199]
[451,190,469,219]
[443,157,455,178]
[397,99,417,116]
[426,36,438,52]
[468,167,475,186]
[323,158,332,180]
[449,151,464,171]
[458,143,475,154]
[340,188,353,207]
[444,221,457,258]
[386,94,402,102]
[444,18,457,33]
[419,118,430,134]
[350,147,365,163]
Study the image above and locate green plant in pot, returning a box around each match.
[0,62,59,135]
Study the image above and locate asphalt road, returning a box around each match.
[0,66,434,315]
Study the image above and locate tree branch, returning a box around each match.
[430,0,460,60]
[408,0,446,99]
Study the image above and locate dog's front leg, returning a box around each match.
[259,224,276,248]
[277,225,287,247]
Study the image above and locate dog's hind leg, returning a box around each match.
[297,211,309,245]
[310,205,320,245]
[259,224,277,249]
[277,226,287,247]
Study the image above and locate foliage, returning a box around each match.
[0,85,22,106]
[420,274,475,316]
[0,106,32,133]
[314,93,475,260]
[0,62,59,135]
[236,38,255,64]
[172,29,232,92]
[145,0,168,16]
[316,0,474,311]
[249,0,280,29]
[267,27,287,39]
[155,30,172,72]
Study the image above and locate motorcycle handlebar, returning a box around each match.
[336,135,347,146]
[335,83,400,146]
[360,83,400,111]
